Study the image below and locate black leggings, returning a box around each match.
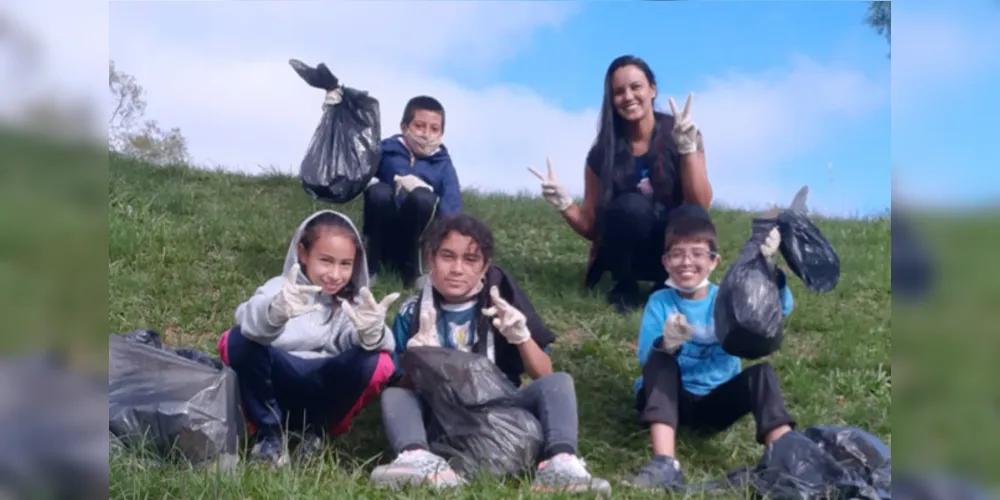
[362,182,438,284]
[636,349,796,445]
[589,194,710,288]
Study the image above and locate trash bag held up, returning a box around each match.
[290,58,382,204]
[400,346,544,478]
[715,186,840,360]
[109,330,243,469]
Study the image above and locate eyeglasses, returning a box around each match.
[665,249,716,264]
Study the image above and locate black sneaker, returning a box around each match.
[622,455,686,490]
[250,434,289,468]
[606,280,642,314]
[293,432,325,464]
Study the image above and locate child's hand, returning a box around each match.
[481,286,531,345]
[340,287,400,351]
[407,303,440,348]
[760,227,781,266]
[660,314,694,354]
[394,174,432,195]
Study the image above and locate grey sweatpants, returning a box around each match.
[381,371,580,460]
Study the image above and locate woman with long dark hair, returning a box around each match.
[529,55,713,313]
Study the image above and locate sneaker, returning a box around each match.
[370,449,465,489]
[250,435,289,468]
[530,453,612,494]
[622,455,686,490]
[292,432,324,463]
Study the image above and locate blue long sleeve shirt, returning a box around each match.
[634,282,794,396]
[376,134,463,215]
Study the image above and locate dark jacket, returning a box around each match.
[376,134,463,215]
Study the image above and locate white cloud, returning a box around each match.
[891,7,1000,109]
[107,2,885,210]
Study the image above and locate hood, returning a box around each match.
[382,133,450,162]
[281,209,370,293]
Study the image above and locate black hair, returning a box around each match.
[664,215,718,254]
[592,55,678,233]
[401,95,446,131]
[298,212,361,319]
[421,213,494,263]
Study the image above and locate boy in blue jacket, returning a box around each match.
[363,96,463,287]
[623,206,797,490]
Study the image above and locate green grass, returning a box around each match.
[108,154,891,499]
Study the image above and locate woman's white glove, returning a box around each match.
[267,263,324,326]
[394,174,432,195]
[528,158,573,212]
[481,286,531,345]
[340,287,400,351]
[668,93,701,156]
[659,313,694,354]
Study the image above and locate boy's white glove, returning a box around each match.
[668,93,701,156]
[660,313,694,354]
[528,158,573,212]
[481,286,531,345]
[760,227,781,266]
[394,174,432,195]
[340,287,400,351]
[267,263,324,326]
[407,280,441,348]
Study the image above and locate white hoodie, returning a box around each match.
[234,210,395,359]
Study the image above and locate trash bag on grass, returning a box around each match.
[689,425,891,499]
[400,346,544,478]
[290,58,382,204]
[109,330,242,469]
[715,186,840,360]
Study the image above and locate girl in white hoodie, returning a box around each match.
[216,210,400,467]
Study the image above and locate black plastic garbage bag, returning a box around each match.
[109,331,242,468]
[689,425,891,499]
[289,59,382,204]
[715,186,840,360]
[775,190,841,293]
[714,216,786,360]
[400,347,544,478]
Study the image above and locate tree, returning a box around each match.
[866,1,891,55]
[108,60,190,166]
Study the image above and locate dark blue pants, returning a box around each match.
[226,325,382,438]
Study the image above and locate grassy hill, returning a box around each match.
[109,154,891,499]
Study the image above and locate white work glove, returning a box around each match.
[668,93,701,156]
[659,313,694,354]
[760,227,781,266]
[407,280,441,348]
[267,263,324,326]
[393,174,432,195]
[339,287,400,351]
[481,285,531,345]
[528,157,573,212]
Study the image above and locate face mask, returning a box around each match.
[404,130,441,158]
[665,277,711,294]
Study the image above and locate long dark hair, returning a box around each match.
[593,55,678,233]
[298,212,361,322]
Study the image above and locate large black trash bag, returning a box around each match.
[715,216,785,360]
[776,186,841,293]
[715,186,840,360]
[290,58,382,204]
[400,347,544,478]
[109,331,243,469]
[690,425,891,499]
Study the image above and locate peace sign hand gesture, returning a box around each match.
[527,157,573,212]
[340,287,400,350]
[668,93,700,156]
[267,263,325,326]
[481,286,531,345]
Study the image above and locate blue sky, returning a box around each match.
[105,1,996,217]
